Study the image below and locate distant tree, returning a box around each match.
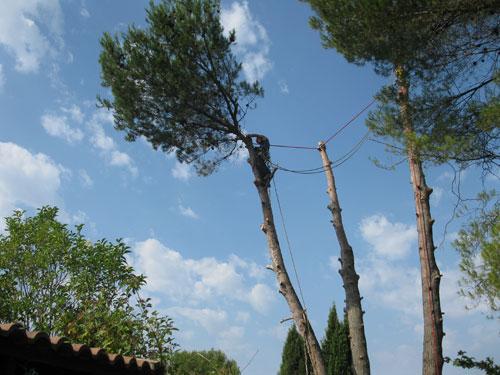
[453,191,499,315]
[302,1,499,373]
[98,0,325,372]
[0,207,176,367]
[279,325,312,375]
[321,304,352,375]
[445,351,500,375]
[170,349,240,375]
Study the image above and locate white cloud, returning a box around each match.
[236,311,250,323]
[221,1,272,82]
[0,142,64,230]
[0,0,63,73]
[171,161,193,181]
[80,7,90,18]
[229,254,266,280]
[360,214,417,259]
[169,307,228,333]
[178,205,199,219]
[248,283,274,314]
[0,64,5,90]
[131,238,275,313]
[61,105,84,124]
[41,113,84,143]
[88,110,138,176]
[357,256,422,319]
[78,169,93,188]
[279,80,289,94]
[217,325,247,354]
[329,255,340,272]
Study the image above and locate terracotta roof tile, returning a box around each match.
[0,323,164,374]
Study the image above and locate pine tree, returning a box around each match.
[98,1,325,373]
[321,304,352,375]
[279,325,312,375]
[301,1,499,373]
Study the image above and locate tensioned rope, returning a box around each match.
[269,131,370,175]
[269,98,376,151]
[272,176,312,374]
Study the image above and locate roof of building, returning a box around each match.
[0,323,164,375]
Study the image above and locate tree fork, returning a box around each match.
[318,142,371,375]
[244,134,326,375]
[396,65,444,375]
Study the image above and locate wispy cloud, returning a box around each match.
[78,169,93,188]
[221,1,272,82]
[41,113,84,144]
[131,238,275,313]
[0,142,65,231]
[0,0,64,73]
[171,161,193,181]
[178,204,199,219]
[279,80,289,94]
[88,110,138,177]
[359,214,417,259]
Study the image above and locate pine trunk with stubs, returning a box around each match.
[396,65,444,375]
[318,142,370,375]
[244,134,326,375]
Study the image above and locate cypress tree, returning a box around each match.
[321,304,352,375]
[279,325,312,375]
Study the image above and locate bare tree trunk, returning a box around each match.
[243,134,326,375]
[396,65,444,375]
[318,142,370,375]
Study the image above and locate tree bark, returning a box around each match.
[396,65,444,375]
[243,134,326,375]
[318,142,370,375]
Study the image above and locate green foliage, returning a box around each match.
[321,304,352,375]
[0,207,176,365]
[303,0,499,169]
[278,325,312,375]
[170,349,240,374]
[453,191,499,315]
[445,351,500,375]
[99,0,262,175]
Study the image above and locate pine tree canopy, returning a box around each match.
[99,0,263,175]
[303,0,499,171]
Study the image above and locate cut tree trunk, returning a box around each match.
[396,65,444,375]
[244,134,326,375]
[318,142,370,375]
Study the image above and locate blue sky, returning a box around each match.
[0,1,498,374]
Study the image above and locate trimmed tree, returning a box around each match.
[279,325,312,375]
[302,1,499,373]
[98,1,325,373]
[321,304,352,375]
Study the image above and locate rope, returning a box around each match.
[272,178,307,308]
[269,144,317,150]
[272,177,313,374]
[269,131,370,175]
[269,97,376,151]
[323,98,376,144]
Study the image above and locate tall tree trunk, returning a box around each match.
[318,142,370,375]
[243,134,326,375]
[396,65,444,375]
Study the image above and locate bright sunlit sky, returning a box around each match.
[0,1,498,374]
